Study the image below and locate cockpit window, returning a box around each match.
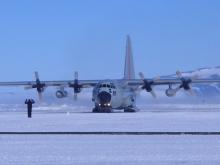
[110,83,115,89]
[98,83,116,88]
[111,85,116,89]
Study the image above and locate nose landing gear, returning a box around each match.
[92,106,113,113]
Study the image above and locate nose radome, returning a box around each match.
[98,91,111,104]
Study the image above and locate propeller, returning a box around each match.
[69,71,82,100]
[32,71,45,101]
[176,70,195,95]
[139,72,157,98]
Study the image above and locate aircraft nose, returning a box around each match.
[98,91,111,105]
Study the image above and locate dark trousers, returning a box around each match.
[27,105,32,118]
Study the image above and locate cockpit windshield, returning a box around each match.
[98,83,116,89]
[110,85,116,89]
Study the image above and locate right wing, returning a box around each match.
[126,72,220,98]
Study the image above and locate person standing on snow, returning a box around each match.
[25,99,35,118]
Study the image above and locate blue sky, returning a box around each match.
[0,0,220,81]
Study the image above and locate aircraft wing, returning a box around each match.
[1,78,220,87]
[126,77,220,98]
[127,78,220,86]
[0,80,99,87]
[0,78,100,100]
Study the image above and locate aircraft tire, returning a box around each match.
[92,107,112,113]
[92,107,99,113]
[124,108,136,113]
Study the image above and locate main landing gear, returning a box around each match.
[92,106,139,113]
[124,106,139,113]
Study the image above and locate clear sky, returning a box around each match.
[0,0,220,81]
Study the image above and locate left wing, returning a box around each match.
[126,72,220,97]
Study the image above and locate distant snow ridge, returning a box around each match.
[170,66,220,97]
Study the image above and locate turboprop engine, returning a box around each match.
[165,87,178,97]
[165,83,181,97]
[56,90,68,98]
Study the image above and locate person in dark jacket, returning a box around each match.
[25,99,35,118]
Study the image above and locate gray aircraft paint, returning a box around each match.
[124,35,135,80]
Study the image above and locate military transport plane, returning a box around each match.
[0,36,220,113]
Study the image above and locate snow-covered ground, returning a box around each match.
[1,107,220,132]
[1,135,220,165]
[1,104,220,164]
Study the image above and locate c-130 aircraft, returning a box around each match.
[0,36,220,113]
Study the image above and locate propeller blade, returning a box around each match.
[74,93,77,100]
[150,90,157,98]
[188,89,195,95]
[187,84,195,96]
[175,70,197,96]
[176,70,182,78]
[69,71,82,100]
[174,86,181,93]
[35,71,40,80]
[139,72,156,98]
[75,71,78,80]
[139,72,145,80]
[32,71,45,101]
[38,91,43,101]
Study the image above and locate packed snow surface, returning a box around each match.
[1,104,220,164]
[1,135,220,165]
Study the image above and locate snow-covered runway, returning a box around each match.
[1,108,220,132]
[1,105,220,164]
[1,135,220,165]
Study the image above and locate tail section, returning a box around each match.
[124,35,135,79]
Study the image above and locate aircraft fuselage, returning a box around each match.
[92,80,138,112]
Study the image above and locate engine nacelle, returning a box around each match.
[165,88,177,97]
[56,90,68,98]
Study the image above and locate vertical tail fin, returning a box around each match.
[124,35,135,79]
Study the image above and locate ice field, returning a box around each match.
[1,102,220,165]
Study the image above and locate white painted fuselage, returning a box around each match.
[92,80,138,112]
